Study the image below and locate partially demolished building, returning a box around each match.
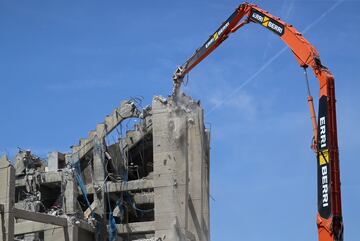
[0,94,210,241]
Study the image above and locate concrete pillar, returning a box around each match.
[93,135,107,241]
[47,151,65,171]
[64,171,78,215]
[152,97,191,241]
[203,129,210,241]
[152,96,210,241]
[187,107,209,241]
[0,155,15,241]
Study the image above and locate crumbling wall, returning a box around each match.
[1,94,210,241]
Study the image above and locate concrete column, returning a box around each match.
[187,107,209,241]
[63,170,78,215]
[93,135,105,213]
[203,129,210,241]
[152,96,210,241]
[0,155,15,241]
[152,97,190,241]
[47,151,65,171]
[93,135,107,241]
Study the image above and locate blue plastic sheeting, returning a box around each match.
[108,214,117,241]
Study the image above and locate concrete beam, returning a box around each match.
[110,192,153,210]
[82,179,153,194]
[116,221,154,234]
[84,201,97,219]
[134,192,154,204]
[15,171,62,187]
[106,179,154,193]
[15,220,94,239]
[13,208,68,226]
[15,222,57,235]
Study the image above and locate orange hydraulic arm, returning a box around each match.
[173,3,344,241]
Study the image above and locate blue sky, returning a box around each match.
[1,0,359,240]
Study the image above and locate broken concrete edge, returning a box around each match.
[11,94,203,170]
[0,154,12,168]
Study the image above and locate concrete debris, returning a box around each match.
[0,95,210,241]
[15,150,45,176]
[153,95,168,104]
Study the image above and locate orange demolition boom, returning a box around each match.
[173,3,344,241]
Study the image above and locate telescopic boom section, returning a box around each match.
[173,3,344,241]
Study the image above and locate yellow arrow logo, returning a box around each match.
[262,16,269,27]
[213,32,219,41]
[319,149,329,165]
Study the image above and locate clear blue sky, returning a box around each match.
[0,0,359,240]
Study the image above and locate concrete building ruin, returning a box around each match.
[0,94,210,241]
